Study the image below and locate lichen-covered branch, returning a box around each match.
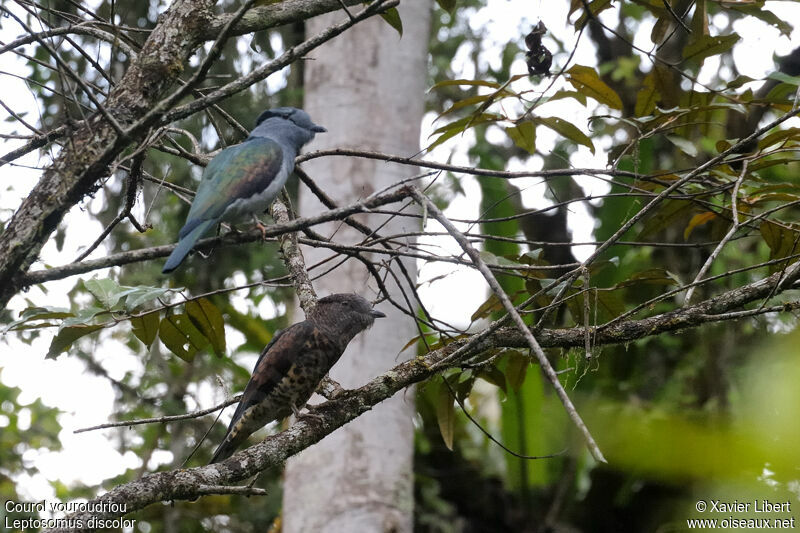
[42,254,800,530]
[270,192,317,314]
[0,0,392,311]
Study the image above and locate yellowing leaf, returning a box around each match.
[650,16,670,44]
[690,0,709,36]
[426,113,502,151]
[506,122,536,154]
[635,71,659,117]
[683,34,740,64]
[574,0,613,28]
[439,92,513,118]
[684,212,717,240]
[565,65,623,110]
[534,116,594,154]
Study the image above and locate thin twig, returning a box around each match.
[684,160,749,304]
[442,376,564,460]
[74,395,242,434]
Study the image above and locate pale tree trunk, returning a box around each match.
[282,1,431,532]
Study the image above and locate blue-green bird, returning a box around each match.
[162,107,325,273]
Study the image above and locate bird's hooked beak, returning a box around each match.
[370,309,386,319]
[312,125,327,133]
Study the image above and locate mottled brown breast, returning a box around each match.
[223,320,343,443]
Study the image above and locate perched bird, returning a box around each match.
[210,293,386,463]
[162,107,326,273]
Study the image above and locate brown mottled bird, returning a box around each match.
[210,293,386,463]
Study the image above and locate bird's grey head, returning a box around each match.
[311,293,386,345]
[249,107,326,150]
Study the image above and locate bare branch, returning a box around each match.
[74,396,242,434]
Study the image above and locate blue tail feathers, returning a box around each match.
[162,219,217,273]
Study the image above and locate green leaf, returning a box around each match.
[635,71,659,116]
[429,79,504,90]
[439,92,513,118]
[638,200,695,239]
[504,350,529,391]
[763,81,799,103]
[380,7,402,37]
[506,122,537,154]
[426,113,502,151]
[565,65,623,110]
[729,7,792,38]
[478,365,507,393]
[547,89,587,106]
[574,0,613,28]
[470,293,503,322]
[399,333,438,353]
[666,134,699,157]
[186,298,226,358]
[757,128,800,150]
[534,116,595,154]
[682,34,740,64]
[435,0,456,14]
[158,314,209,362]
[478,251,526,268]
[84,278,124,309]
[47,324,104,359]
[430,113,500,135]
[759,221,800,273]
[616,269,679,288]
[61,306,105,328]
[131,312,160,348]
[727,75,755,89]
[436,383,456,451]
[118,286,173,311]
[5,306,73,332]
[566,288,626,324]
[745,192,800,207]
[650,16,670,44]
[766,72,800,87]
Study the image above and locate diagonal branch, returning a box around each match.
[410,188,607,463]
